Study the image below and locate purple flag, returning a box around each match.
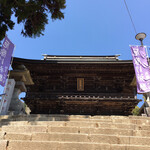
[0,36,15,86]
[130,46,150,93]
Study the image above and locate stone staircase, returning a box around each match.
[0,115,150,150]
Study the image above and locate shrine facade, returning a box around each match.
[12,55,141,115]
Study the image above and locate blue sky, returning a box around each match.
[2,0,150,107]
[6,0,150,60]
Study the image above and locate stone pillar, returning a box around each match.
[8,67,34,115]
[0,79,15,115]
[9,81,27,115]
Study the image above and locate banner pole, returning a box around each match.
[7,45,16,80]
[0,40,16,115]
[145,46,150,67]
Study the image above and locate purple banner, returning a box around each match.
[131,46,150,93]
[0,36,14,86]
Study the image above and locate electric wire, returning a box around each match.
[123,0,137,34]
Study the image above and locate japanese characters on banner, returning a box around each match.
[0,79,15,115]
[0,36,15,86]
[130,46,150,93]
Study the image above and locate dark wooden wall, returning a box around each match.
[13,60,140,115]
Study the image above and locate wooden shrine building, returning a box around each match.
[12,55,141,115]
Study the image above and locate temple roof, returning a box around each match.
[13,55,133,64]
[42,55,121,61]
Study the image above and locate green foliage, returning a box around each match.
[132,106,140,116]
[0,0,66,41]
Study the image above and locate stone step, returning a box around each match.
[1,118,150,127]
[0,140,7,150]
[1,121,134,129]
[1,117,113,122]
[79,127,150,137]
[3,132,150,145]
[6,141,150,150]
[0,119,135,125]
[2,121,150,131]
[1,115,150,124]
[0,124,135,134]
[31,133,150,146]
[48,126,150,137]
[1,114,150,150]
[0,121,29,126]
[0,121,148,130]
[0,132,5,140]
[5,133,31,141]
[1,125,48,133]
[33,121,143,129]
[0,115,110,121]
[49,126,133,136]
[2,126,150,137]
[1,114,150,120]
[0,114,150,121]
[0,122,150,133]
[0,114,128,120]
[112,118,150,126]
[128,115,150,120]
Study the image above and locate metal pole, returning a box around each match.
[140,39,143,46]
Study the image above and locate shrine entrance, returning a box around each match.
[12,55,141,115]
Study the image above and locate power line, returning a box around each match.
[123,0,137,34]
